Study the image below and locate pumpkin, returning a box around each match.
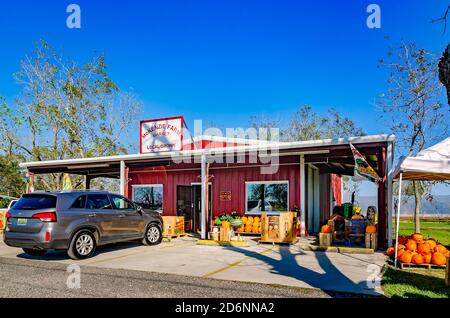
[398,236,409,245]
[397,249,405,259]
[253,216,260,223]
[241,216,248,224]
[399,251,413,263]
[352,214,363,219]
[423,253,432,264]
[245,225,252,233]
[251,225,259,233]
[397,244,406,250]
[321,225,333,233]
[221,221,231,229]
[417,243,432,255]
[366,225,377,234]
[431,252,447,266]
[425,239,437,250]
[386,247,395,256]
[411,233,424,242]
[247,216,254,224]
[237,226,245,232]
[405,240,417,252]
[412,254,425,265]
[434,244,448,254]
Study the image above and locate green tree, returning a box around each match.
[0,40,142,190]
[377,42,448,233]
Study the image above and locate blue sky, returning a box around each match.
[0,1,449,194]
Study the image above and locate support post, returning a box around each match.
[387,140,394,248]
[201,154,207,240]
[300,154,306,237]
[85,175,91,190]
[120,160,126,196]
[394,172,403,269]
[377,146,387,249]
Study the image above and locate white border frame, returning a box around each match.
[245,180,289,215]
[131,184,164,213]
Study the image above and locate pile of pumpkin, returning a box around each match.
[386,233,449,266]
[237,216,261,233]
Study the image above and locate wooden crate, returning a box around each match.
[0,210,6,232]
[162,216,185,237]
[219,227,232,242]
[397,261,446,270]
[365,233,378,250]
[260,212,297,244]
[319,233,332,247]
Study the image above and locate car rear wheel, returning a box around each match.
[22,248,47,256]
[68,230,96,260]
[142,223,162,246]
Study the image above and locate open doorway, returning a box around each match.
[307,165,320,233]
[176,184,212,233]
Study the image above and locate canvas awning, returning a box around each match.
[393,136,450,268]
[393,136,450,181]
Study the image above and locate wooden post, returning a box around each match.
[445,257,450,287]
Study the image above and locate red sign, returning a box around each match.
[220,191,231,201]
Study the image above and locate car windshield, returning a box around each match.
[13,194,57,210]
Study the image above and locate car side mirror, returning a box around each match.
[136,205,144,214]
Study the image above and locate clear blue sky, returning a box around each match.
[0,1,448,195]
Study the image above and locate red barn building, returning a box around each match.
[20,125,395,247]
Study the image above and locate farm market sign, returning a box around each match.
[140,116,184,153]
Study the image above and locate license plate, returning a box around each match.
[17,218,28,226]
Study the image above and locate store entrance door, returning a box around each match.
[192,184,212,233]
[176,186,193,232]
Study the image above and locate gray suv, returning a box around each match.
[3,191,163,260]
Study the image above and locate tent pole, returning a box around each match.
[394,172,403,269]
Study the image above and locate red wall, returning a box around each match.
[127,156,300,217]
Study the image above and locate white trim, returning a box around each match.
[244,180,289,215]
[300,154,306,237]
[20,134,396,169]
[387,140,394,247]
[120,161,126,196]
[131,184,164,213]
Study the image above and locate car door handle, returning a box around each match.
[88,213,96,217]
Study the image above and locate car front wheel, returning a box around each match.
[68,230,97,260]
[142,223,162,246]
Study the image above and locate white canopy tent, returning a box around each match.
[393,136,450,268]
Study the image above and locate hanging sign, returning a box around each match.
[220,191,232,201]
[140,116,184,154]
[350,143,381,184]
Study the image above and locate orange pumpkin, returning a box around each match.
[411,254,425,265]
[434,244,448,254]
[405,240,417,252]
[423,253,432,264]
[398,236,409,245]
[411,233,424,242]
[221,221,231,229]
[425,239,437,250]
[386,247,395,256]
[396,249,405,259]
[397,244,406,250]
[366,225,377,234]
[245,225,252,233]
[431,252,447,266]
[321,225,333,234]
[399,251,413,263]
[417,243,432,255]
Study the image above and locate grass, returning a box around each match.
[394,219,450,246]
[382,264,449,298]
[384,219,450,298]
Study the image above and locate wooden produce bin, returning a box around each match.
[446,257,450,287]
[365,233,378,250]
[162,216,185,237]
[219,227,232,242]
[319,233,332,246]
[260,212,298,244]
[0,210,6,232]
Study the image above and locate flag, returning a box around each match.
[350,143,381,184]
[25,171,34,193]
[62,173,73,190]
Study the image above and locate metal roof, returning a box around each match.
[20,134,395,175]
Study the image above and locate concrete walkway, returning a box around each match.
[0,235,385,296]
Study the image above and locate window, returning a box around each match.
[245,181,288,214]
[71,195,87,209]
[86,194,112,210]
[13,194,57,210]
[132,184,163,212]
[111,195,135,210]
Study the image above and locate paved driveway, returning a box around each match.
[0,235,385,296]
